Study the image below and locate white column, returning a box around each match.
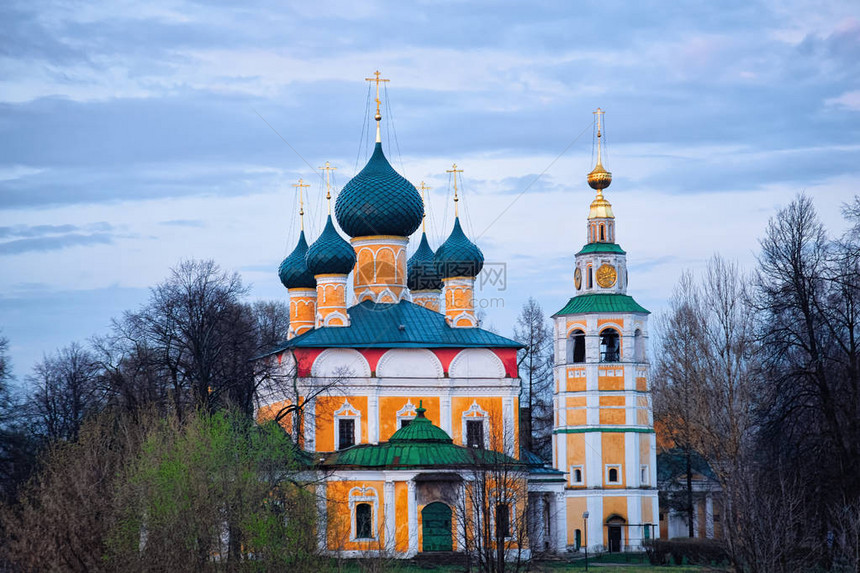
[585,433,602,487]
[502,395,515,455]
[627,494,642,548]
[557,433,568,477]
[441,393,452,435]
[705,495,714,539]
[586,496,602,551]
[369,392,379,444]
[625,432,637,487]
[384,481,396,553]
[304,398,316,452]
[316,482,328,552]
[456,482,467,551]
[407,480,418,556]
[534,495,546,551]
[554,492,567,552]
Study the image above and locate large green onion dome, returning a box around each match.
[389,402,452,443]
[434,217,484,279]
[407,232,443,291]
[278,230,316,289]
[334,143,424,237]
[306,215,356,276]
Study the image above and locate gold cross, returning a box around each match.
[418,181,432,231]
[319,161,337,213]
[365,70,390,119]
[446,164,464,216]
[293,178,311,229]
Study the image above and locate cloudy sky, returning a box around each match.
[2,0,859,381]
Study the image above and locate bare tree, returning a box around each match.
[513,298,553,459]
[28,342,103,442]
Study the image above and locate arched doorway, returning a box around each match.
[606,514,626,552]
[422,502,453,552]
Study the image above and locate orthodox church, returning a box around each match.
[255,79,657,557]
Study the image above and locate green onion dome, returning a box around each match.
[434,217,484,279]
[278,230,316,289]
[389,403,452,443]
[306,215,356,276]
[407,232,443,291]
[334,142,423,238]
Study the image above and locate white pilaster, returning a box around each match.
[625,432,637,486]
[705,495,714,539]
[586,496,602,551]
[304,398,316,452]
[627,494,643,548]
[441,393,452,435]
[384,481,396,553]
[317,482,328,552]
[554,492,567,552]
[585,432,602,487]
[369,392,379,444]
[407,480,418,556]
[503,395,515,455]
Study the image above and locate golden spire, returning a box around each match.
[293,178,310,230]
[587,108,614,219]
[446,164,463,217]
[365,70,390,143]
[319,161,337,215]
[418,181,431,232]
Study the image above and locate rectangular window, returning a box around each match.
[355,503,372,539]
[496,504,510,538]
[400,419,412,429]
[640,465,649,485]
[338,419,355,450]
[606,464,621,484]
[466,420,484,448]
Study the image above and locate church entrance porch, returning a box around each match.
[422,502,453,552]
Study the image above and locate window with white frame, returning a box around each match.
[396,399,417,430]
[461,401,489,448]
[570,465,584,485]
[606,464,622,484]
[348,487,378,541]
[334,400,361,450]
[640,465,649,486]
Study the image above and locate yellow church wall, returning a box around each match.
[636,376,648,391]
[325,480,385,552]
[637,396,650,425]
[639,434,651,470]
[641,496,654,526]
[378,396,440,441]
[597,318,624,329]
[256,399,294,434]
[601,433,626,488]
[565,321,586,337]
[315,395,368,452]
[395,482,409,553]
[603,496,629,547]
[566,497,587,545]
[451,397,503,447]
[599,395,626,425]
[565,396,587,426]
[566,367,586,392]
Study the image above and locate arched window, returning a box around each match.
[496,504,511,538]
[599,224,605,241]
[634,329,645,362]
[600,328,620,362]
[574,468,582,483]
[355,503,372,539]
[608,467,619,483]
[587,266,593,289]
[567,329,586,363]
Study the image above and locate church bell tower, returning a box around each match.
[551,109,659,552]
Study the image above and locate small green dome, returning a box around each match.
[278,231,316,289]
[334,143,424,238]
[306,215,356,276]
[407,232,443,291]
[434,217,484,279]
[389,403,452,443]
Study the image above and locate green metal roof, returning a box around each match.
[261,300,523,353]
[576,242,626,255]
[554,293,650,316]
[323,406,522,469]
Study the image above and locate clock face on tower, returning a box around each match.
[596,263,617,288]
[574,267,582,290]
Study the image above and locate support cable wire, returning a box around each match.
[383,84,407,176]
[354,83,372,176]
[475,119,593,241]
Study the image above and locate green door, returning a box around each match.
[422,502,453,552]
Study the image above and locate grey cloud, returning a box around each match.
[159,219,205,227]
[0,222,114,238]
[0,232,113,255]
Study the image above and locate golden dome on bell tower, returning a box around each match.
[587,108,614,220]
